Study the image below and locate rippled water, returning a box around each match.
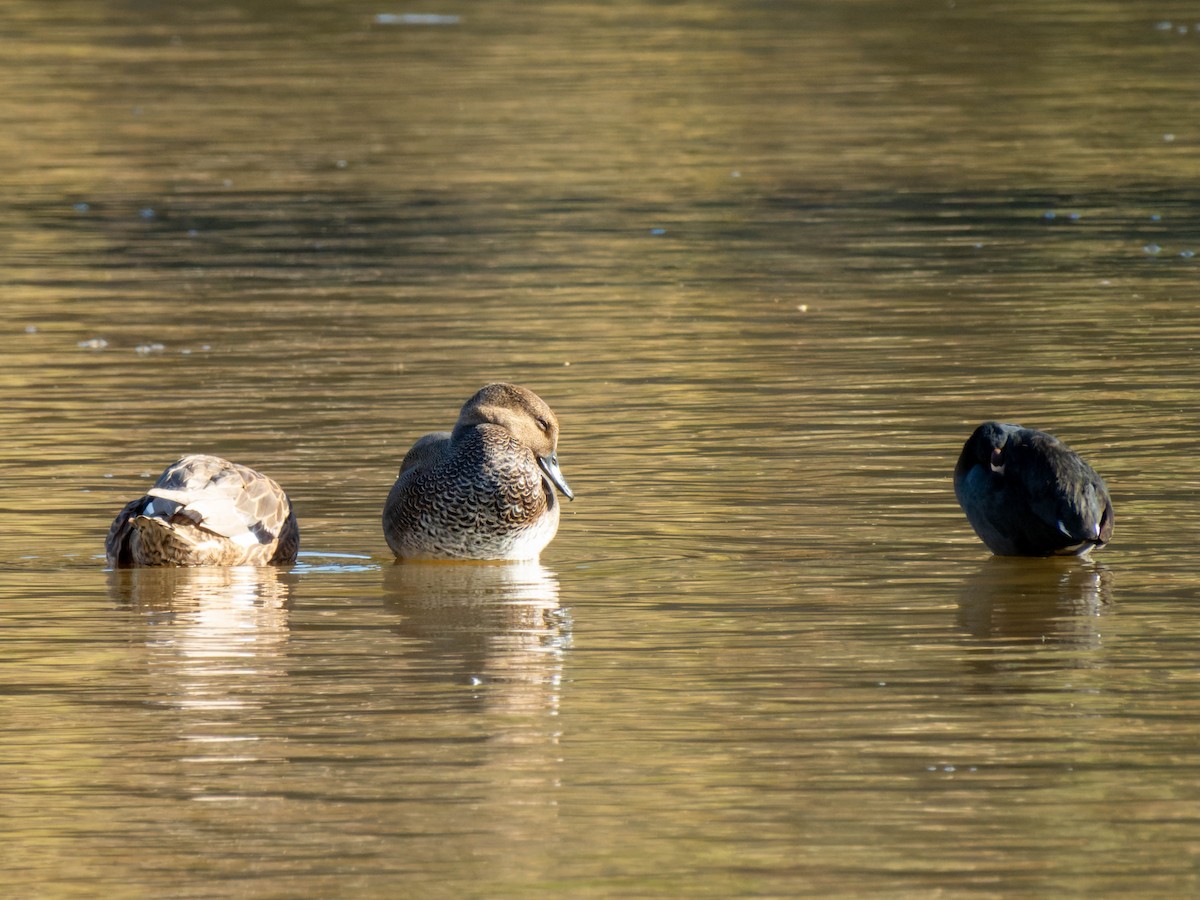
[5,0,1200,896]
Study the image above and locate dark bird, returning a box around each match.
[106,455,299,567]
[954,422,1113,557]
[383,383,573,561]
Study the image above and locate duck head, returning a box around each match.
[455,382,574,500]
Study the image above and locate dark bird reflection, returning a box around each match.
[382,561,570,713]
[956,556,1113,649]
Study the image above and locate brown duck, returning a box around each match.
[383,383,573,561]
[106,454,299,567]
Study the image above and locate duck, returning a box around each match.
[954,421,1113,557]
[106,454,299,567]
[383,383,573,561]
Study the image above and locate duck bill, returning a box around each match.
[538,453,574,501]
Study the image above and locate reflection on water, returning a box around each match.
[955,557,1114,680]
[956,556,1113,641]
[108,564,294,617]
[108,566,294,781]
[5,0,1200,895]
[377,561,569,874]
[108,564,293,663]
[382,561,568,715]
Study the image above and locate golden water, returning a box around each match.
[4,1,1200,896]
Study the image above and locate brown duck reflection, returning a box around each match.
[108,566,294,715]
[382,561,569,711]
[956,556,1113,648]
[108,564,295,614]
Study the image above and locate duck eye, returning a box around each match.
[536,418,550,433]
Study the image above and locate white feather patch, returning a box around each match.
[171,497,255,540]
[232,530,262,547]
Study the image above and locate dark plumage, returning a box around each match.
[106,455,299,567]
[954,421,1113,557]
[383,383,574,561]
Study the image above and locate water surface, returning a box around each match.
[4,1,1200,896]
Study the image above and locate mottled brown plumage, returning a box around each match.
[383,383,573,560]
[106,455,299,567]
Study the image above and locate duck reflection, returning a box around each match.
[956,557,1112,659]
[382,561,569,715]
[108,565,293,715]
